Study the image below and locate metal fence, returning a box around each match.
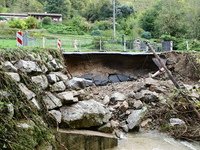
[0,29,162,52]
[26,38,157,52]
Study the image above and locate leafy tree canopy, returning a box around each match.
[116,4,134,18]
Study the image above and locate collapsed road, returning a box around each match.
[62,52,162,81]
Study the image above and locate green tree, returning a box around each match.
[185,0,200,39]
[82,0,118,22]
[155,0,187,37]
[45,0,71,19]
[70,0,91,10]
[138,2,161,38]
[19,0,43,13]
[0,0,15,8]
[116,4,134,18]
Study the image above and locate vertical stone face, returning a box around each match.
[6,72,21,82]
[14,60,42,73]
[57,130,118,150]
[42,92,62,110]
[2,61,18,72]
[31,75,49,90]
[18,83,36,100]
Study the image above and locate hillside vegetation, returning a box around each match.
[0,0,200,51]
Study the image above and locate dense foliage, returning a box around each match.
[0,0,200,50]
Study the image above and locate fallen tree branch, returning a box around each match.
[146,42,200,119]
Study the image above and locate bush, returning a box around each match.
[0,17,7,20]
[42,17,52,25]
[91,25,99,30]
[8,18,27,30]
[160,35,176,41]
[90,30,102,36]
[37,22,43,29]
[25,17,38,29]
[124,28,131,35]
[141,31,152,39]
[0,20,8,29]
[190,40,200,51]
[47,23,78,35]
[97,21,112,30]
[102,30,113,38]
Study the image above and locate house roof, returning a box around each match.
[28,13,62,17]
[0,13,62,17]
[0,13,28,17]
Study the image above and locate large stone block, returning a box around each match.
[60,99,111,128]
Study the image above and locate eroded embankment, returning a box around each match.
[64,51,200,141]
[0,49,199,150]
[63,53,158,77]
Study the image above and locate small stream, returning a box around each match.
[108,131,200,150]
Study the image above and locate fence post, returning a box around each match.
[100,39,102,52]
[43,37,45,48]
[23,32,28,46]
[186,40,189,51]
[123,40,126,52]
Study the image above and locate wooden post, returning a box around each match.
[146,42,200,119]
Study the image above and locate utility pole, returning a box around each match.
[113,0,116,41]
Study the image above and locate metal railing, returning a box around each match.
[33,38,154,52]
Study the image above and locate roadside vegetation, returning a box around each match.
[0,0,200,51]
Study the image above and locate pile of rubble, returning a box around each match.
[1,51,199,142]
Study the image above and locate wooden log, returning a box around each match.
[146,42,200,119]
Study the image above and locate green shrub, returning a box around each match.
[8,18,27,30]
[124,28,132,35]
[91,25,99,30]
[97,21,112,30]
[25,17,38,29]
[42,17,52,25]
[64,16,90,33]
[102,30,113,38]
[141,31,152,39]
[160,35,176,41]
[0,20,8,29]
[37,22,43,29]
[0,16,7,20]
[190,40,200,51]
[90,30,102,36]
[47,23,78,35]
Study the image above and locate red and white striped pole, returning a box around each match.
[152,67,165,78]
[16,31,23,46]
[57,39,61,50]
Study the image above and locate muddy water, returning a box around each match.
[108,131,200,150]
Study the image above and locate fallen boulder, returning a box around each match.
[60,99,111,128]
[126,106,147,131]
